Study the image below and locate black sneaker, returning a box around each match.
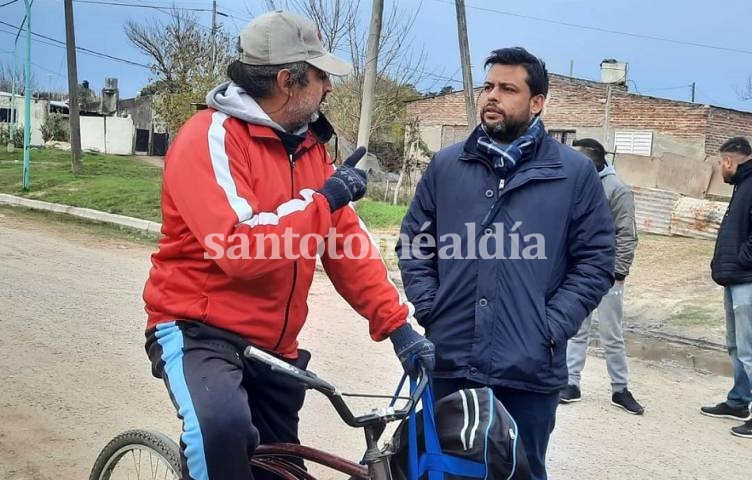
[731,419,752,438]
[559,385,581,404]
[611,389,644,415]
[700,402,752,421]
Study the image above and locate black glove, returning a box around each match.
[319,147,368,211]
[389,324,435,375]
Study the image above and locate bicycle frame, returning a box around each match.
[244,346,429,480]
[252,443,368,479]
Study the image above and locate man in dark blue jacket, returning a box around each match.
[396,47,615,479]
[702,136,752,439]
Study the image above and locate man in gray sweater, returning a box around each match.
[559,138,644,414]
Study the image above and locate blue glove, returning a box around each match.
[389,324,435,375]
[319,147,368,211]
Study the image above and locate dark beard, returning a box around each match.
[482,117,529,143]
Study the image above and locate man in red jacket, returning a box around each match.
[142,10,434,480]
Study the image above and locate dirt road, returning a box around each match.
[0,209,749,479]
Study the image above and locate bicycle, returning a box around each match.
[89,345,429,480]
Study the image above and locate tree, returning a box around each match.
[0,62,36,94]
[125,9,234,135]
[40,113,70,143]
[393,116,431,205]
[258,0,433,170]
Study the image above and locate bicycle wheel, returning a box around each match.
[89,429,182,480]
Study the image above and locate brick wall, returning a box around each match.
[609,91,708,138]
[706,107,752,154]
[405,88,480,127]
[404,74,752,155]
[543,76,610,128]
[405,75,612,129]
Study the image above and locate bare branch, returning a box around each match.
[0,62,37,94]
[738,76,752,101]
[124,8,234,133]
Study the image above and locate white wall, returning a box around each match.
[104,117,134,155]
[0,95,48,146]
[80,116,106,152]
[80,116,134,155]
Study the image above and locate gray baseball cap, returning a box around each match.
[238,10,353,77]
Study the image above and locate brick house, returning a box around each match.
[405,63,752,199]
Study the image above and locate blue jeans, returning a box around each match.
[724,284,752,410]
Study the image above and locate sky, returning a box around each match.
[1,0,751,112]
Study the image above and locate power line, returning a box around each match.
[74,0,223,15]
[0,0,19,7]
[0,26,64,51]
[0,52,65,78]
[430,0,752,56]
[0,19,151,68]
[640,84,693,93]
[73,0,250,35]
[330,45,464,85]
[73,0,249,24]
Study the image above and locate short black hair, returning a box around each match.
[719,137,752,156]
[572,138,607,171]
[227,60,309,99]
[484,47,549,98]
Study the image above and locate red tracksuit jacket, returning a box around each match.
[143,89,410,358]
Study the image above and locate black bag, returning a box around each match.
[390,382,530,480]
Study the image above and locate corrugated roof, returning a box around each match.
[633,186,728,240]
[670,196,727,240]
[633,186,679,236]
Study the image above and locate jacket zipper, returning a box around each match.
[273,154,298,351]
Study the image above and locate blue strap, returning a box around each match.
[390,371,409,408]
[419,454,486,478]
[420,383,443,455]
[408,376,420,480]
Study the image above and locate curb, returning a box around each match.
[0,194,163,234]
[0,193,404,287]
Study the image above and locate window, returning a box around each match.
[614,130,653,156]
[0,107,16,123]
[549,129,576,145]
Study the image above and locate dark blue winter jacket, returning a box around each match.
[396,130,615,393]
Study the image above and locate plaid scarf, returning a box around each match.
[476,116,545,178]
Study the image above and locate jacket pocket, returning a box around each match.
[538,296,557,368]
[417,285,444,327]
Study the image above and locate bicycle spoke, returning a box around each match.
[103,446,179,480]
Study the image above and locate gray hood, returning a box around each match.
[206,81,308,135]
[599,164,616,179]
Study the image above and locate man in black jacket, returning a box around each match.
[703,136,752,439]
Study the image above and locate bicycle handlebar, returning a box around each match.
[243,346,428,428]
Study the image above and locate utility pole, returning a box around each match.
[355,0,384,167]
[21,0,32,189]
[64,0,82,175]
[690,82,696,103]
[211,0,217,74]
[455,0,476,131]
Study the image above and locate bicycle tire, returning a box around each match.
[89,429,182,480]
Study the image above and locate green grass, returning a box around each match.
[355,198,408,230]
[0,148,163,222]
[0,148,408,230]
